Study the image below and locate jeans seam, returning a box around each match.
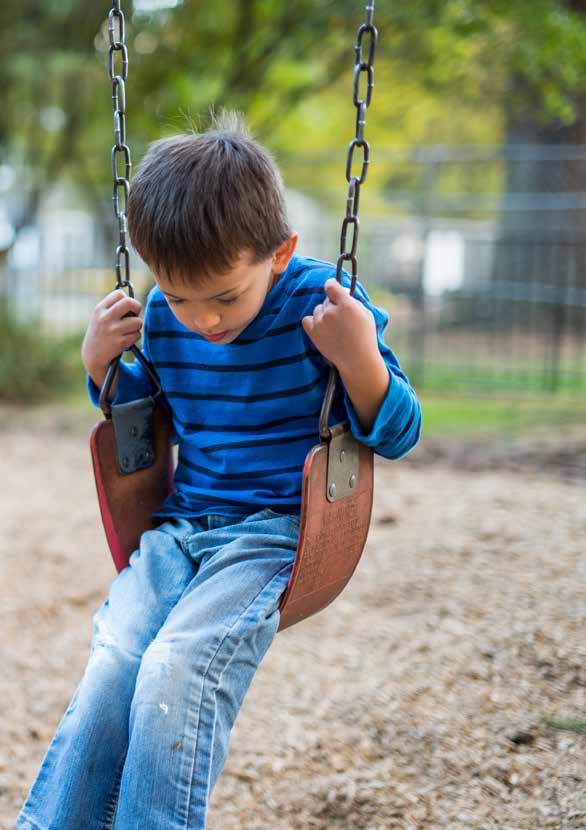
[179,560,293,828]
[99,751,126,830]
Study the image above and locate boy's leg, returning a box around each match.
[16,518,202,830]
[112,508,299,830]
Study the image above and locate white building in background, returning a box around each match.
[423,230,465,298]
[4,183,335,332]
[10,182,105,272]
[5,182,110,330]
[4,176,489,332]
[286,189,338,261]
[9,183,329,274]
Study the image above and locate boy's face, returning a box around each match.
[154,235,297,344]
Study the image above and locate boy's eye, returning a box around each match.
[167,297,238,305]
[165,295,238,307]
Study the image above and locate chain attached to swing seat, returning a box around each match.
[100,0,163,476]
[318,1,378,449]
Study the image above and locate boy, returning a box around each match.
[17,112,421,830]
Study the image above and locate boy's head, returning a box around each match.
[127,110,298,343]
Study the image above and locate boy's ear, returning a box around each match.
[273,232,299,273]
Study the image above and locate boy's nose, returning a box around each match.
[193,311,221,332]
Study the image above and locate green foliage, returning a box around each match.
[3,0,586,229]
[0,308,83,402]
[392,0,586,124]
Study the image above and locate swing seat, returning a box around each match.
[278,422,373,630]
[90,410,373,632]
[90,407,175,574]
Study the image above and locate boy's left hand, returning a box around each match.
[301,278,380,374]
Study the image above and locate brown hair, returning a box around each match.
[127,110,291,284]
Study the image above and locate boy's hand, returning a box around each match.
[81,289,143,388]
[301,278,380,375]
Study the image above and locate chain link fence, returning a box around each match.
[297,144,586,397]
[1,145,586,399]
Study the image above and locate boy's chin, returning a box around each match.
[197,316,252,343]
[217,321,253,342]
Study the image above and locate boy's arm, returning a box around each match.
[302,277,422,461]
[338,347,421,461]
[84,288,157,409]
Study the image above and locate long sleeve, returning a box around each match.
[298,265,422,461]
[339,281,422,460]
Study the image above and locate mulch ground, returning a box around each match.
[1,406,584,829]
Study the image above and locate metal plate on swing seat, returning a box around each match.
[326,427,360,502]
[111,397,158,475]
[277,422,374,632]
[90,406,175,574]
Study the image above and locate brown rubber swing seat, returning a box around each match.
[90,410,374,632]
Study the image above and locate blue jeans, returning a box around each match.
[16,507,299,830]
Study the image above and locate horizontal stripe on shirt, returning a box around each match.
[87,253,421,520]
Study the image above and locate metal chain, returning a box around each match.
[336,1,377,297]
[108,0,133,298]
[319,1,378,440]
[100,0,138,416]
[102,1,376,434]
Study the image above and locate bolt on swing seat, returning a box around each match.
[95,0,379,632]
[90,355,374,632]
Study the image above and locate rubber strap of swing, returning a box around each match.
[111,396,158,474]
[98,346,165,475]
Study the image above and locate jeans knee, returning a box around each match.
[89,602,146,665]
[132,639,196,709]
[90,604,118,653]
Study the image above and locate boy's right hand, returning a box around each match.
[81,289,143,389]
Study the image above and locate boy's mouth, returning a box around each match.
[203,330,230,342]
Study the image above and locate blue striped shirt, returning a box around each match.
[88,253,422,520]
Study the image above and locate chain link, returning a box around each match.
[320,1,378,440]
[108,0,133,298]
[337,1,378,296]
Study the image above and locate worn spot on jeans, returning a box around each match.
[148,640,172,665]
[159,702,169,715]
[93,613,118,649]
[172,740,183,751]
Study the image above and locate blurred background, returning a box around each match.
[1,3,585,829]
[0,0,586,439]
